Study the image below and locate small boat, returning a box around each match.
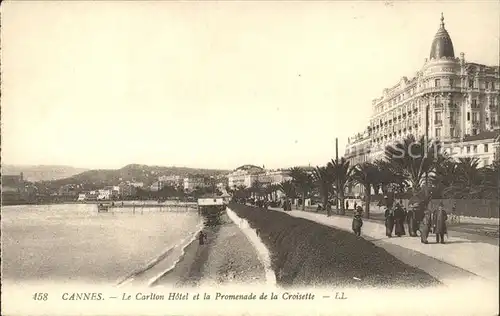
[97,203,111,213]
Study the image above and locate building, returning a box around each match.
[345,129,372,166]
[346,14,499,165]
[183,177,207,192]
[158,175,183,186]
[227,165,265,188]
[1,173,33,203]
[227,165,293,192]
[1,173,25,193]
[150,181,165,192]
[446,130,500,167]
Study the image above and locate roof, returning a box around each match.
[429,14,455,60]
[463,129,500,142]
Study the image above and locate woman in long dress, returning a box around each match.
[393,203,406,237]
[434,203,448,244]
[420,210,432,244]
[384,206,394,238]
[406,204,418,237]
[352,206,363,237]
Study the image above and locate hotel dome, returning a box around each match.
[429,13,455,60]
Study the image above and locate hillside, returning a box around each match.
[44,164,231,187]
[1,165,89,182]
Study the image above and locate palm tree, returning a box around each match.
[328,157,353,215]
[312,165,334,216]
[269,183,281,201]
[351,162,378,219]
[384,135,442,194]
[446,157,483,198]
[278,180,296,209]
[288,167,314,211]
[480,161,500,199]
[250,180,263,199]
[431,154,458,198]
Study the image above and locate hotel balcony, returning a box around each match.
[421,86,462,94]
[472,121,480,127]
[471,103,480,109]
[489,104,498,110]
[434,120,443,126]
[434,103,443,109]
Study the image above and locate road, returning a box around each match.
[296,206,499,246]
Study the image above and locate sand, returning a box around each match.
[156,213,266,287]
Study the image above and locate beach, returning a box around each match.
[155,212,266,287]
[2,203,441,289]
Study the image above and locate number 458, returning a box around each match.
[33,293,48,301]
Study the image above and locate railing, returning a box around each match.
[420,86,462,94]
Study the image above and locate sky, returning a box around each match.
[2,1,499,170]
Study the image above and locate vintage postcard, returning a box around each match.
[1,1,499,315]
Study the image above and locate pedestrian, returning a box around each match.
[420,209,432,244]
[406,203,418,237]
[352,206,364,236]
[198,231,207,245]
[393,203,406,237]
[434,202,448,244]
[354,201,357,210]
[384,201,394,238]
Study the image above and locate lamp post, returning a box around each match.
[335,137,340,213]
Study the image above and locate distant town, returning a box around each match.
[1,164,297,205]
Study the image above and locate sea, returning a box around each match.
[1,202,204,286]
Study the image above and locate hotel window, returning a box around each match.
[485,144,489,152]
[472,112,478,122]
[472,99,477,107]
[435,128,441,138]
[435,112,441,121]
[469,79,474,88]
[467,112,470,121]
[449,79,454,87]
[473,145,478,153]
[472,129,477,135]
[435,79,441,87]
[467,146,470,153]
[450,128,455,137]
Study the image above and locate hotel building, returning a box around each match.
[346,14,499,166]
[227,165,292,189]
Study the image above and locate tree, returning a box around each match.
[481,161,500,199]
[288,167,314,211]
[384,135,442,194]
[351,162,378,219]
[328,157,353,215]
[431,154,458,198]
[312,166,334,216]
[278,180,296,208]
[250,180,263,199]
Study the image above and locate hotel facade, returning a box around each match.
[345,14,500,168]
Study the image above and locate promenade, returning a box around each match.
[270,207,499,288]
